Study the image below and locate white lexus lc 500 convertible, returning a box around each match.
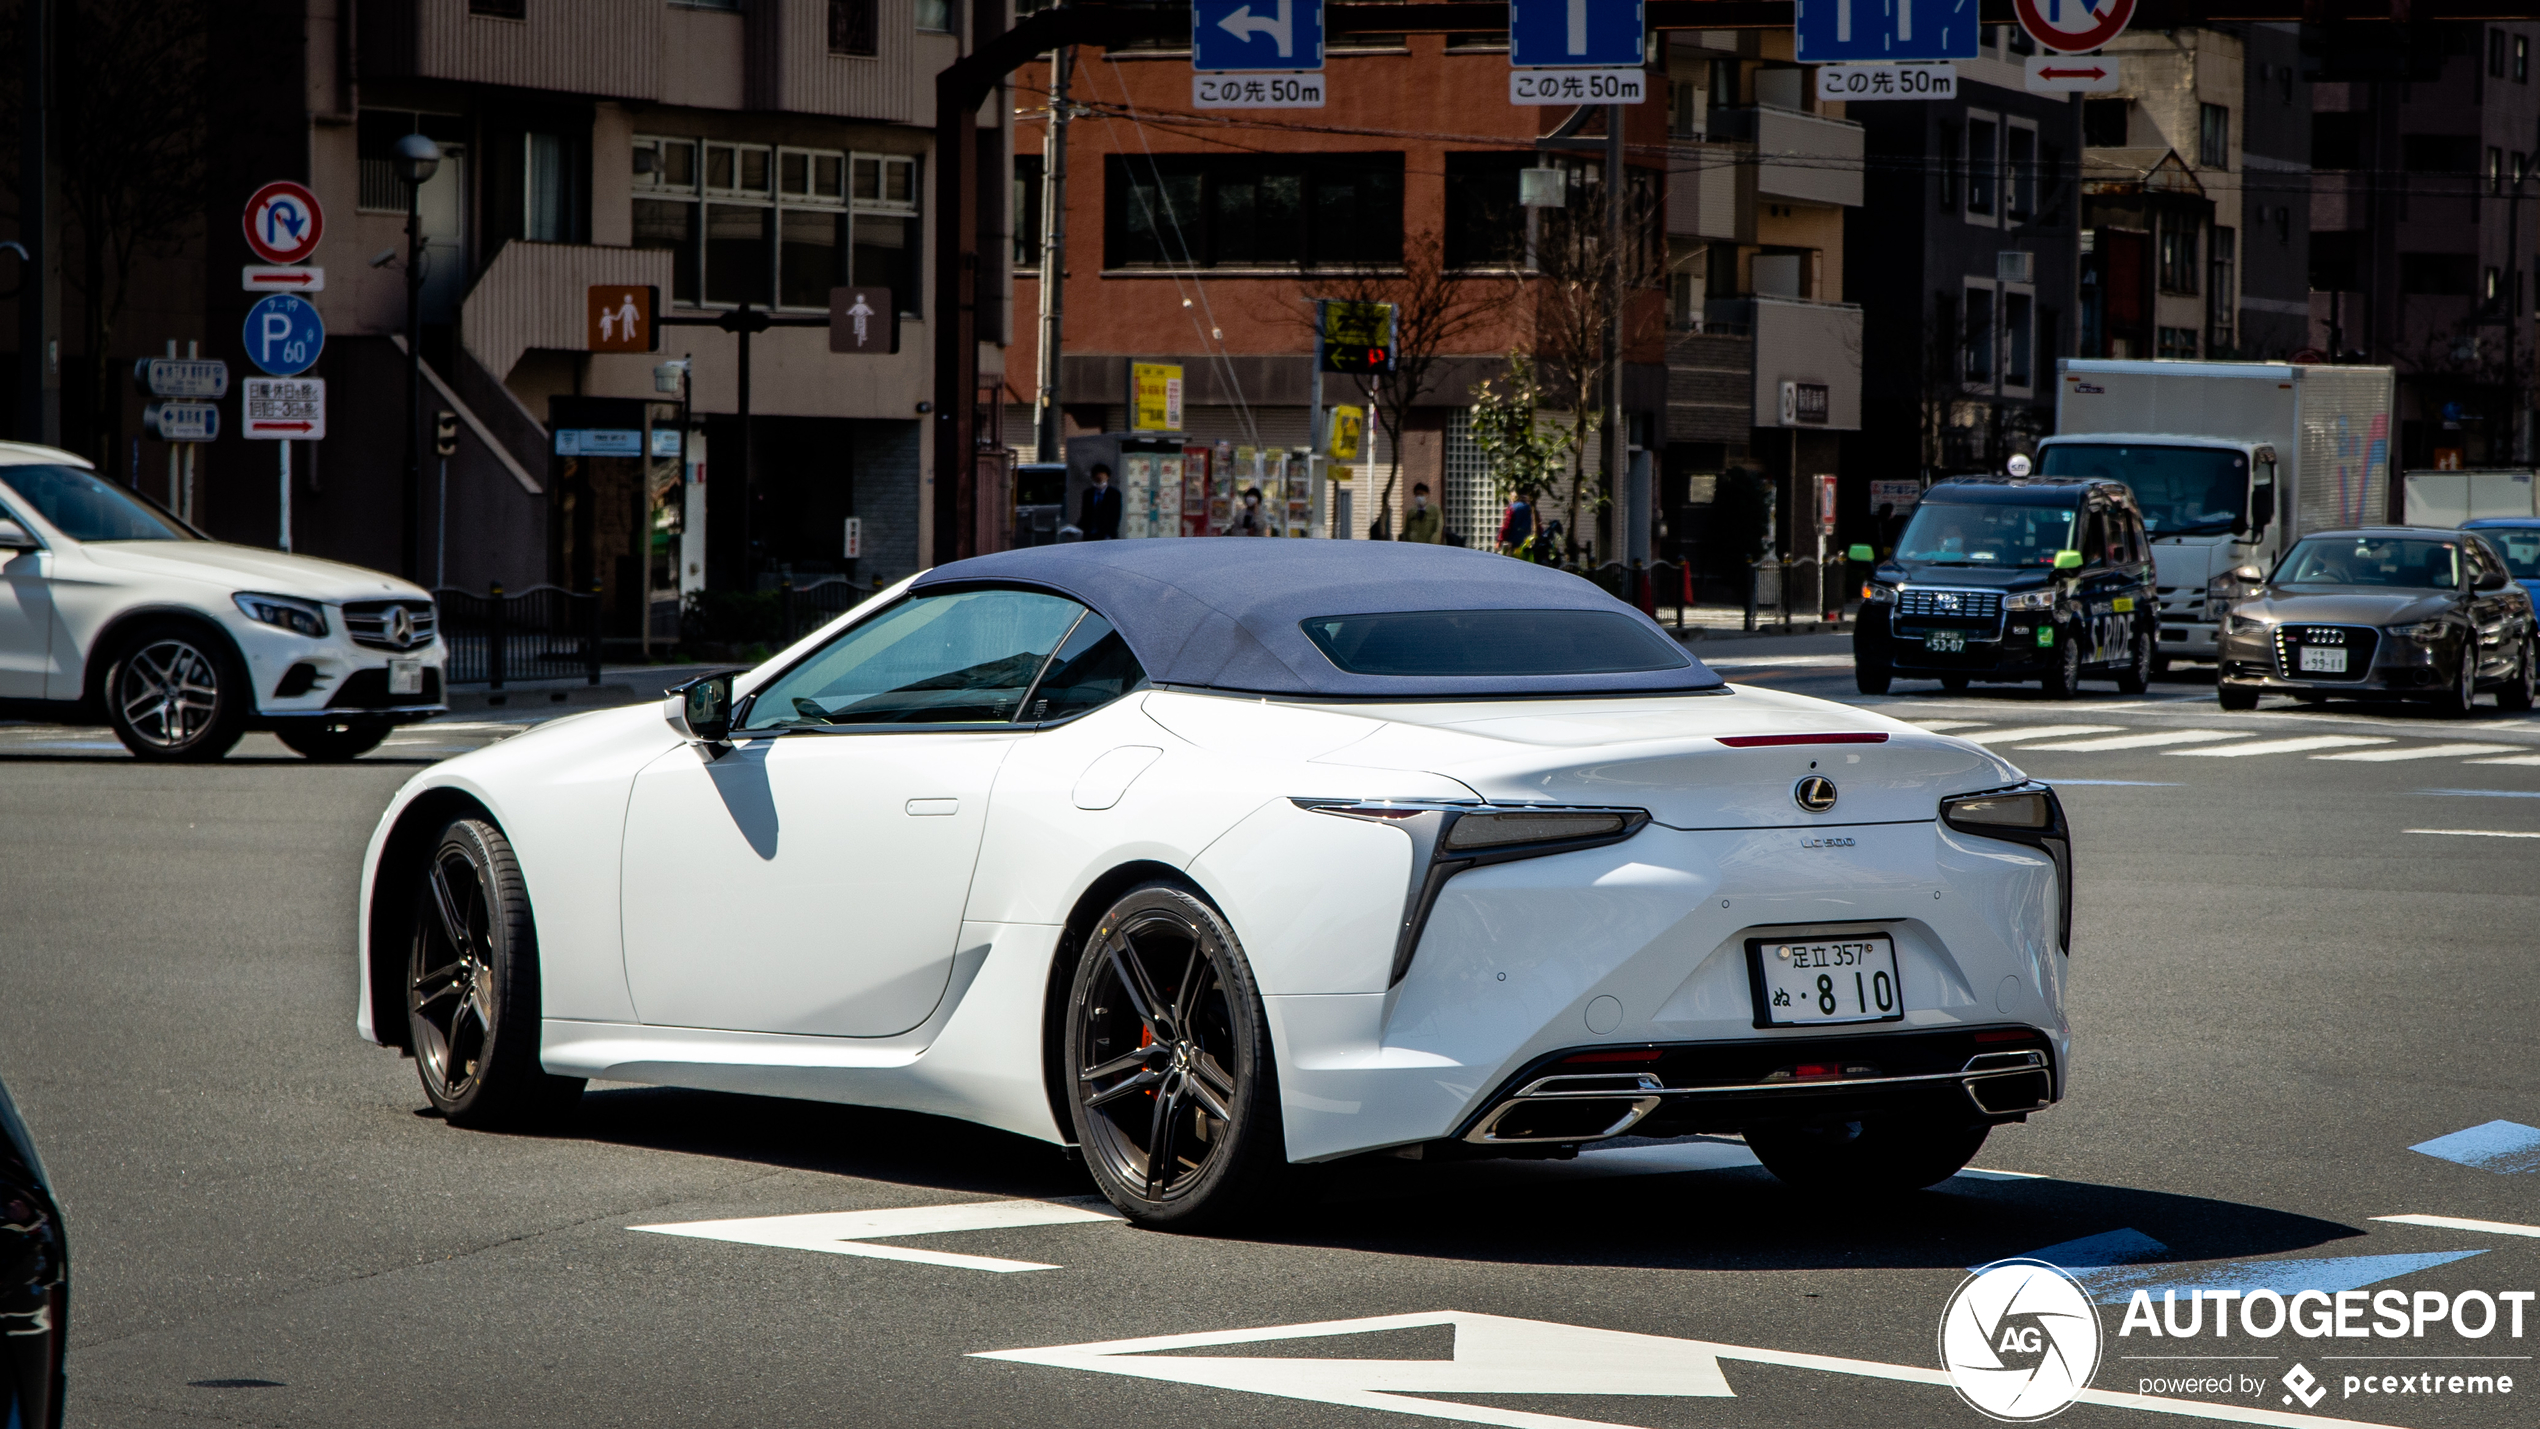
[356,541,2070,1226]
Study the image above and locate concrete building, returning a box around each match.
[0,0,1003,642]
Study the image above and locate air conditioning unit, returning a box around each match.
[1998,250,2036,284]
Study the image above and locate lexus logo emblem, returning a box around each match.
[386,606,416,649]
[1793,776,1838,814]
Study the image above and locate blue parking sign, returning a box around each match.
[242,294,326,377]
[1509,0,1644,69]
[1192,0,1323,72]
[1794,0,1976,62]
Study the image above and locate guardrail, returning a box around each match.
[432,584,604,688]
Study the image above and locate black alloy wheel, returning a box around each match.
[406,817,584,1128]
[2498,636,2538,714]
[104,623,245,761]
[2114,627,2154,696]
[1744,1116,1991,1191]
[2040,622,2085,699]
[1065,883,1286,1228]
[276,718,391,762]
[2435,634,2481,718]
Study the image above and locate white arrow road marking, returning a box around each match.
[630,1195,1123,1272]
[2403,828,2540,839]
[2376,1213,2540,1238]
[975,1310,2410,1429]
[2314,743,2522,762]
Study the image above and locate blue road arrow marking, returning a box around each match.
[1985,1228,2488,1304]
[2413,1119,2540,1173]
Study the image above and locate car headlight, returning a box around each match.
[2002,589,2056,612]
[233,592,328,638]
[2224,609,2267,635]
[1296,799,1651,984]
[1940,782,2072,955]
[1863,582,1897,603]
[2386,620,2449,640]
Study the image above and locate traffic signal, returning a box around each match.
[1317,300,1395,375]
[435,411,458,458]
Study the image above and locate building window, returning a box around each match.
[2207,226,2235,353]
[2313,112,2364,169]
[469,0,525,16]
[2006,123,2035,224]
[1014,153,1044,267]
[635,134,920,315]
[1106,152,1403,270]
[2082,99,2127,147]
[2198,103,2229,170]
[2401,134,2479,174]
[2519,34,2531,81]
[1443,152,1536,269]
[1963,285,1996,384]
[1966,117,1998,218]
[916,0,953,32]
[2003,290,2034,389]
[2278,62,2294,104]
[2158,216,2199,293]
[526,133,585,242]
[1937,122,1960,211]
[1669,267,1699,328]
[1669,78,1702,138]
[829,0,876,55]
[2157,326,2199,359]
[2275,205,2291,244]
[2492,146,2507,195]
[2491,27,2509,77]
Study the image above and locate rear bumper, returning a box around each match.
[1458,1027,2060,1145]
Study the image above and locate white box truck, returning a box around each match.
[2401,469,2539,526]
[2041,359,2395,667]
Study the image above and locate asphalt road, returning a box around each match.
[4,648,2539,1429]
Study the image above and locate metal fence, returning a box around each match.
[778,577,870,646]
[432,584,604,688]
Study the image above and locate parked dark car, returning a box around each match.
[0,1071,65,1429]
[1853,476,2159,697]
[2214,527,2538,715]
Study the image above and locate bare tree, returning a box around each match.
[1282,231,1511,538]
[1521,161,1663,563]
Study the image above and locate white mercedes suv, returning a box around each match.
[0,442,448,761]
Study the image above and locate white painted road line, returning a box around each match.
[2466,754,2540,766]
[2314,743,2524,762]
[630,1196,1123,1272]
[2375,1213,2540,1238]
[1703,654,1856,668]
[2404,828,2540,839]
[1956,725,2122,745]
[2167,735,2392,758]
[1907,719,1992,731]
[2021,729,2253,752]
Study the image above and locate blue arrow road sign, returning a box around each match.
[1192,0,1323,71]
[1509,0,1644,68]
[242,294,325,377]
[1794,0,1976,62]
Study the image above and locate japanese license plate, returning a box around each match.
[1750,936,1903,1027]
[388,658,424,695]
[2298,646,2346,674]
[1924,630,1966,654]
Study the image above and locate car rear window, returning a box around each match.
[1300,609,1691,678]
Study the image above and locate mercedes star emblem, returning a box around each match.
[387,606,415,649]
[1792,776,1838,814]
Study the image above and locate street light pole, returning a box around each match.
[394,134,442,583]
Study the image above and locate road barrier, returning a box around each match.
[432,584,604,688]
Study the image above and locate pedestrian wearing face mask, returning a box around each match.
[1402,482,1443,544]
[1227,486,1270,536]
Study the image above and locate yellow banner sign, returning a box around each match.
[1130,362,1183,432]
[1326,406,1365,463]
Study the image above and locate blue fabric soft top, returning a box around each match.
[909,540,1723,698]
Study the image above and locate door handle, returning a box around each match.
[905,798,959,817]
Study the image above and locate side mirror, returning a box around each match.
[669,671,736,743]
[0,519,36,551]
[2053,549,2083,571]
[2478,569,2509,591]
[1847,543,1875,562]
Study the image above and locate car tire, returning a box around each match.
[1854,659,1893,696]
[2040,624,2083,699]
[1937,674,1969,692]
[1744,1116,1991,1192]
[2435,640,2480,719]
[1064,881,1289,1230]
[275,718,392,762]
[406,817,584,1129]
[2114,628,2154,696]
[2217,682,2260,711]
[103,621,248,762]
[2495,637,2537,714]
[2150,651,2171,677]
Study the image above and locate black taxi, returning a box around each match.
[1852,476,2159,697]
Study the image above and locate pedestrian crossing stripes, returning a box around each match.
[2314,743,2523,762]
[2019,729,2249,752]
[2167,735,2389,757]
[1901,717,2540,771]
[1955,725,2120,744]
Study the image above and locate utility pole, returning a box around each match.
[18,0,57,445]
[1033,47,1073,464]
[1604,100,1624,568]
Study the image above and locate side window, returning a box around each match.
[1025,613,1147,722]
[740,587,1086,729]
[2080,510,2108,565]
